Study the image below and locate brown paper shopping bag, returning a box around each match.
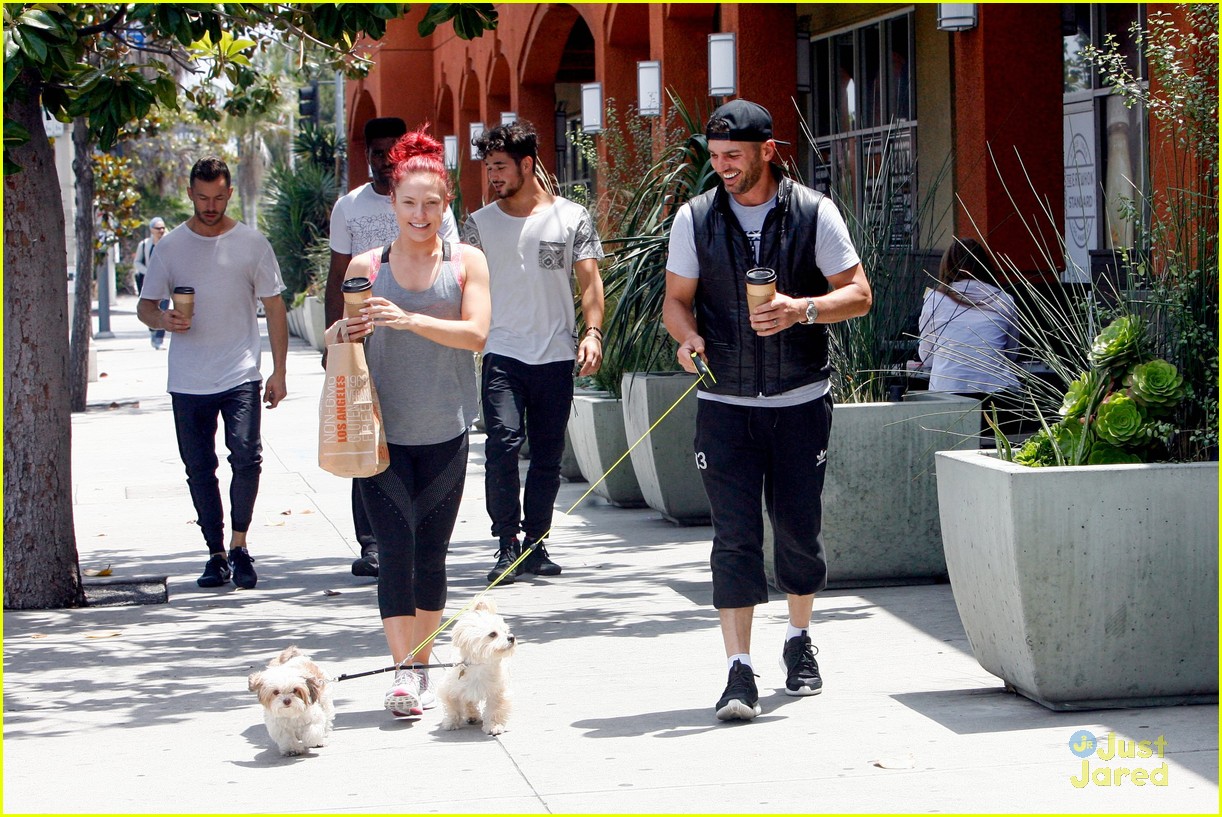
[318,342,390,478]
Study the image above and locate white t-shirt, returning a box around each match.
[329,182,458,256]
[461,197,604,365]
[666,189,861,406]
[141,222,285,395]
[918,279,1021,393]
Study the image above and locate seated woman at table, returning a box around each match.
[918,237,1020,396]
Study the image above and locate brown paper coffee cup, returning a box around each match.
[745,268,776,312]
[172,286,195,322]
[341,277,373,333]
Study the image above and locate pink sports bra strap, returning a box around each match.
[368,248,382,282]
[452,242,465,290]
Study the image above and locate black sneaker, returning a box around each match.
[715,660,761,721]
[229,546,258,589]
[351,545,379,578]
[197,553,231,588]
[519,538,561,576]
[487,536,520,585]
[781,633,823,696]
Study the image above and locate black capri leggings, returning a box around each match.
[358,432,469,619]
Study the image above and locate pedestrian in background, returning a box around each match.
[135,216,169,349]
[462,120,605,585]
[326,116,460,579]
[137,157,289,590]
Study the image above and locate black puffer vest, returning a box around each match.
[691,173,832,397]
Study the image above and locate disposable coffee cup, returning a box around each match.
[341,277,374,335]
[171,286,195,322]
[745,268,777,312]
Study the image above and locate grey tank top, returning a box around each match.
[363,241,479,445]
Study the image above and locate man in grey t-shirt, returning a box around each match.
[462,120,605,586]
[138,156,288,591]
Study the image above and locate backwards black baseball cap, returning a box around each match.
[705,99,789,145]
[364,117,407,143]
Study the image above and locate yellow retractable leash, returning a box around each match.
[338,353,714,682]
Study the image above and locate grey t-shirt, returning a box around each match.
[461,197,604,365]
[363,243,479,446]
[141,221,284,395]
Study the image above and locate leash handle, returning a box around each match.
[690,352,716,384]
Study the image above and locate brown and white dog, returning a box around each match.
[438,598,516,735]
[247,646,335,756]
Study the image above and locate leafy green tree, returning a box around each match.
[3,3,496,609]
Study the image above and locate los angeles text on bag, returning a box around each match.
[318,341,389,478]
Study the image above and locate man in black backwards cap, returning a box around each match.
[663,99,872,721]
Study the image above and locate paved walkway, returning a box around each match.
[3,296,1217,813]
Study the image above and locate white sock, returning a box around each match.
[728,653,753,671]
[785,624,808,642]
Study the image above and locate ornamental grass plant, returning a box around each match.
[983,6,1217,465]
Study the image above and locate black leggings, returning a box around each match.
[358,432,468,619]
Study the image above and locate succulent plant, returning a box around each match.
[1094,392,1146,446]
[1059,371,1099,420]
[1050,419,1092,463]
[1125,359,1185,415]
[1087,442,1143,466]
[1013,428,1054,468]
[1089,316,1145,371]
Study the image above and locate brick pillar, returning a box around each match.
[720,5,798,149]
[952,5,1064,275]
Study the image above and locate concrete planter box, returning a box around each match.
[287,302,306,340]
[568,391,645,508]
[621,372,710,525]
[766,393,980,588]
[560,425,583,481]
[302,295,327,351]
[936,449,1219,710]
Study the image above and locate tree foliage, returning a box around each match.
[3,3,497,171]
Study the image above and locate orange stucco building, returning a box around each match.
[343,3,1178,279]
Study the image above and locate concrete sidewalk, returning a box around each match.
[3,295,1217,814]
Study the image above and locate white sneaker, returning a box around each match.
[384,668,422,717]
[414,664,437,710]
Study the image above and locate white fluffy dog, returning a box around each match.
[439,598,516,735]
[247,646,335,756]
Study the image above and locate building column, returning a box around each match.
[720,4,798,147]
[952,5,1064,275]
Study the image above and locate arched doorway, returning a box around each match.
[520,5,598,199]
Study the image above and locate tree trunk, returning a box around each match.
[3,82,85,609]
[70,118,95,413]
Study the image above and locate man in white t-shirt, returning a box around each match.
[462,120,605,586]
[325,116,459,579]
[662,100,872,722]
[138,156,289,591]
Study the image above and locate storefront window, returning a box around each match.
[807,11,916,248]
[1062,3,1148,280]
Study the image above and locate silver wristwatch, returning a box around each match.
[803,297,819,325]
